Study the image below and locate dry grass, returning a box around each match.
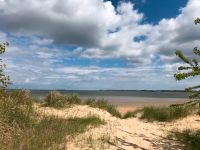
[85,98,122,118]
[0,90,105,150]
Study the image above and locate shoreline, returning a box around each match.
[110,98,189,115]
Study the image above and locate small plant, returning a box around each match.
[122,109,143,119]
[85,98,121,118]
[169,129,200,150]
[44,91,82,108]
[67,94,81,105]
[44,91,68,108]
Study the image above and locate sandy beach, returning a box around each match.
[111,98,189,115]
[34,101,200,150]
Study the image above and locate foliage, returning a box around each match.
[85,98,122,118]
[140,105,190,122]
[44,91,68,108]
[0,90,105,150]
[174,18,200,100]
[0,90,33,129]
[10,89,32,105]
[14,116,105,150]
[123,111,136,119]
[67,93,81,105]
[169,129,200,150]
[44,91,82,108]
[122,109,142,119]
[0,42,10,88]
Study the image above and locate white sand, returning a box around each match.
[34,104,200,150]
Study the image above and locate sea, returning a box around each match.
[25,90,189,102]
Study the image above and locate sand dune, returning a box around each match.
[34,104,200,150]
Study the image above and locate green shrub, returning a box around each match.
[44,91,82,108]
[122,109,143,119]
[85,99,121,118]
[169,130,200,150]
[67,94,81,104]
[44,91,68,108]
[140,105,190,122]
[10,89,31,105]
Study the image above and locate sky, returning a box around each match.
[0,0,200,90]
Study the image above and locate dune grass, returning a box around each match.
[0,90,105,150]
[44,91,81,108]
[14,116,105,150]
[122,109,142,119]
[85,98,122,118]
[140,105,191,122]
[169,130,200,150]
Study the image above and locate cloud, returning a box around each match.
[1,0,199,65]
[0,0,200,89]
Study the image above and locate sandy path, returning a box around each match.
[34,104,200,150]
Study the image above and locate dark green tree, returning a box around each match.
[174,18,200,100]
[0,42,10,88]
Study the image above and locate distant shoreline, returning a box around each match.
[7,89,189,99]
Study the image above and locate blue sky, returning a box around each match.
[111,0,188,24]
[0,0,200,90]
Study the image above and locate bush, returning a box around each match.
[44,91,82,108]
[67,94,81,105]
[140,105,190,122]
[122,109,143,119]
[169,130,200,150]
[44,91,68,108]
[0,91,33,128]
[85,99,121,118]
[10,89,31,105]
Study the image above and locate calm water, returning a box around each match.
[27,90,189,102]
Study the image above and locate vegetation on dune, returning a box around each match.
[44,91,68,108]
[140,105,191,122]
[122,109,142,119]
[13,116,105,150]
[44,91,81,108]
[85,98,122,118]
[9,89,32,105]
[0,90,105,150]
[169,130,200,150]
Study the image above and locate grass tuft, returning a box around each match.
[14,116,105,150]
[169,130,200,150]
[67,94,81,105]
[44,91,82,108]
[85,98,121,118]
[0,90,104,150]
[10,89,31,105]
[44,91,68,108]
[122,109,143,119]
[140,105,191,122]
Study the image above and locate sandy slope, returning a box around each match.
[35,104,200,150]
